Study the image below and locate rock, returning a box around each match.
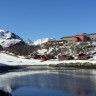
[0,90,12,96]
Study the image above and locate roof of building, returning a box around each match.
[60,36,72,39]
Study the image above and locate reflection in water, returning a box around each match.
[0,69,96,96]
[12,87,69,96]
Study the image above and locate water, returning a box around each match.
[0,68,96,96]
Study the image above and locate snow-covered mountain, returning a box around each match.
[25,39,33,45]
[0,29,25,47]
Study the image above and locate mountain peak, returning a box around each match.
[25,39,33,45]
[0,29,25,47]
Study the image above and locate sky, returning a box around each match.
[0,0,96,41]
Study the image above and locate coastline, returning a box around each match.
[0,61,96,72]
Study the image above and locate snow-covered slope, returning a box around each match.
[0,29,24,47]
[0,53,96,66]
[33,38,56,45]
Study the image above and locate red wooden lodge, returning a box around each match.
[72,35,88,43]
[58,55,74,61]
[76,53,90,60]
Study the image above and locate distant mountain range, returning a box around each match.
[0,29,56,47]
[0,29,25,47]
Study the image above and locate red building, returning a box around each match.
[72,35,87,43]
[58,55,74,60]
[31,54,41,59]
[76,53,90,60]
[41,55,47,61]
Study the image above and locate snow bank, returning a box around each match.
[0,53,96,67]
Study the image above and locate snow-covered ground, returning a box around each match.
[0,53,96,66]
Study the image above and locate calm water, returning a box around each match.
[0,68,96,96]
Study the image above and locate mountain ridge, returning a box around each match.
[0,29,25,47]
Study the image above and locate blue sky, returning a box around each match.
[0,0,96,40]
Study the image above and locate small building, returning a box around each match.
[60,36,72,43]
[72,35,88,43]
[31,54,41,59]
[76,53,90,60]
[57,40,67,46]
[41,55,47,61]
[58,55,74,61]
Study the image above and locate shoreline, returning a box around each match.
[0,53,96,72]
[0,62,96,72]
